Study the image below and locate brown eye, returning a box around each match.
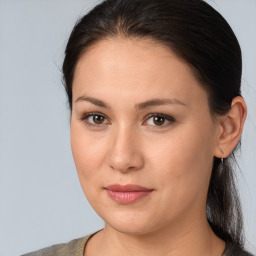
[93,115,105,124]
[81,113,108,127]
[144,114,175,127]
[153,116,165,126]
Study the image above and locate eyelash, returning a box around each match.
[145,113,175,128]
[80,112,109,128]
[80,112,176,128]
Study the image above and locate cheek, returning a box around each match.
[147,122,214,204]
[70,122,106,187]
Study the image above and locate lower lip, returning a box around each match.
[106,190,153,204]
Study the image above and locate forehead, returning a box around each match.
[75,37,190,77]
[73,37,207,107]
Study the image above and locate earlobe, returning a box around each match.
[215,96,247,158]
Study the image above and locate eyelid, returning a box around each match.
[80,112,110,127]
[80,112,175,128]
[143,113,176,127]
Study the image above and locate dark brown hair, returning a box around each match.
[63,0,244,246]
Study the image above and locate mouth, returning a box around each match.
[105,184,154,205]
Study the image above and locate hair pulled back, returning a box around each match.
[63,0,244,246]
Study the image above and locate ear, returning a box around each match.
[214,96,247,158]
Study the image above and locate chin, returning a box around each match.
[103,210,160,236]
[108,222,152,236]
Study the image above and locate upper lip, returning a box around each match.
[105,184,153,192]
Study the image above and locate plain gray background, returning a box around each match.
[0,1,255,255]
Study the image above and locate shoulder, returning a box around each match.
[21,235,91,256]
[223,243,254,256]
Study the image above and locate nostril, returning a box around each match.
[108,156,144,173]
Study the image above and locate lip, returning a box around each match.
[105,184,153,204]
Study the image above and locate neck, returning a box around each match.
[85,215,225,256]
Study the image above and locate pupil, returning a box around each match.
[154,116,165,125]
[93,115,104,124]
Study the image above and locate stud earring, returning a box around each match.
[220,149,224,164]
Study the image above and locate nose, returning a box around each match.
[107,125,144,173]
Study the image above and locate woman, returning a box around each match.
[23,0,253,255]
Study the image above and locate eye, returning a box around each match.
[144,114,175,127]
[81,112,108,127]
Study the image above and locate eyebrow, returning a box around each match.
[75,96,110,108]
[75,96,187,109]
[135,98,187,110]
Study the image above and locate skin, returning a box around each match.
[70,37,247,256]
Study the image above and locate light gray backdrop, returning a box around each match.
[0,1,255,255]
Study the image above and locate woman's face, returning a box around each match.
[71,38,220,235]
